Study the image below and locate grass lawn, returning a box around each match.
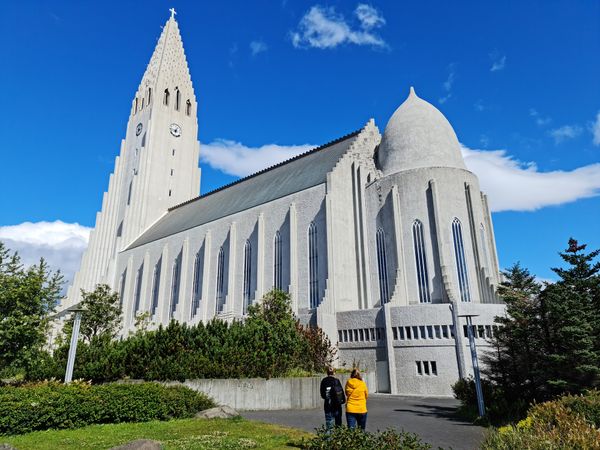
[1,417,313,450]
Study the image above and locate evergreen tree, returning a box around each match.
[540,239,600,396]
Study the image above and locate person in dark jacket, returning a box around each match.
[320,367,344,430]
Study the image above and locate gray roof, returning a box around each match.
[126,128,362,250]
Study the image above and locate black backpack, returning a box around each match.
[332,380,346,405]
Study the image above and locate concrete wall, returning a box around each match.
[167,373,375,411]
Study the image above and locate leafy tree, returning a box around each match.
[0,242,62,371]
[63,284,122,343]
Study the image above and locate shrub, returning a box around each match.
[481,391,600,449]
[301,425,431,450]
[0,381,214,435]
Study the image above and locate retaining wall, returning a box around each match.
[167,373,375,411]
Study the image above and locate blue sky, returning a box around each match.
[0,0,599,284]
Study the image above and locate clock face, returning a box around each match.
[136,123,143,136]
[169,123,182,137]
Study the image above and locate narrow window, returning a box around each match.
[423,361,431,376]
[141,132,146,147]
[452,218,471,302]
[186,99,191,116]
[416,361,423,375]
[308,222,319,308]
[427,325,434,339]
[134,98,138,113]
[398,326,405,340]
[478,325,485,338]
[175,88,180,111]
[442,325,449,338]
[392,327,398,340]
[172,149,176,156]
[191,249,203,318]
[370,328,376,340]
[354,330,359,341]
[376,227,390,304]
[141,97,144,109]
[164,88,170,106]
[170,169,174,176]
[405,326,412,339]
[169,250,182,319]
[133,263,144,316]
[434,325,441,339]
[431,361,438,376]
[413,220,431,303]
[215,247,225,313]
[127,180,133,205]
[273,231,282,290]
[118,269,127,309]
[485,325,492,339]
[419,325,426,338]
[116,220,123,237]
[343,330,348,342]
[168,189,171,197]
[359,329,364,341]
[148,87,152,104]
[338,331,343,342]
[151,257,162,316]
[243,240,252,314]
[348,330,353,342]
[413,326,419,339]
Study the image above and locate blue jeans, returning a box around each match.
[346,412,367,430]
[325,407,342,430]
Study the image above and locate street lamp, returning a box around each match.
[458,314,485,417]
[64,305,86,383]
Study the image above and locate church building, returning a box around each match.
[57,12,506,396]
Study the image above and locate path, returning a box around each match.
[242,394,485,450]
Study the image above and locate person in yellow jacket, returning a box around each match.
[344,368,368,430]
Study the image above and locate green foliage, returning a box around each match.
[32,290,335,382]
[0,242,63,371]
[62,284,122,344]
[0,381,214,435]
[301,425,431,450]
[477,239,600,424]
[481,391,600,449]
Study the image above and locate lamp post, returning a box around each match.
[458,314,485,417]
[64,306,86,383]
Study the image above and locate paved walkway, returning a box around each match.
[242,394,485,450]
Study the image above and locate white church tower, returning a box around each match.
[61,10,200,311]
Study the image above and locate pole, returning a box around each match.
[64,311,82,383]
[466,316,485,417]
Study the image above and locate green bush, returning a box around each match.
[452,377,527,425]
[31,290,336,382]
[0,381,215,435]
[481,391,600,449]
[301,425,431,450]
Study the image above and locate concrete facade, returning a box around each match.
[56,12,506,397]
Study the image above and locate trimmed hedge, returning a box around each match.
[0,381,215,435]
[301,426,431,449]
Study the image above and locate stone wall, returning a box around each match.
[167,373,375,411]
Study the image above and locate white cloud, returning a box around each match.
[250,40,268,56]
[461,145,600,211]
[490,51,506,72]
[0,221,91,287]
[290,4,387,49]
[439,63,456,104]
[591,111,600,146]
[529,108,552,126]
[200,139,315,177]
[549,125,583,144]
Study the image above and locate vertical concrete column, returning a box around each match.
[200,232,212,322]
[482,194,500,286]
[226,222,237,313]
[464,183,486,304]
[178,237,191,320]
[140,251,151,314]
[122,256,135,332]
[383,302,398,394]
[255,213,265,301]
[157,244,170,325]
[289,203,298,313]
[391,184,409,305]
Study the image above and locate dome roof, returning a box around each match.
[378,87,466,175]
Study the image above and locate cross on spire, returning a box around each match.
[169,8,176,19]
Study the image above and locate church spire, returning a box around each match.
[134,10,194,109]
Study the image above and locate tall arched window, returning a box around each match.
[376,227,390,304]
[452,218,471,302]
[186,99,192,116]
[215,247,225,313]
[151,257,162,316]
[243,240,252,314]
[191,249,203,318]
[273,231,282,290]
[412,220,431,303]
[308,222,319,309]
[163,88,170,106]
[175,88,180,111]
[169,251,182,319]
[133,263,144,316]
